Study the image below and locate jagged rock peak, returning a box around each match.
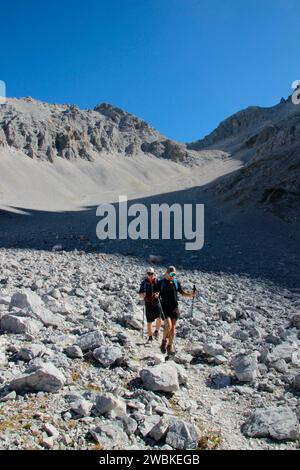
[0,97,196,164]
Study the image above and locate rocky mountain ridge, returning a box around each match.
[0,97,198,164]
[188,94,300,223]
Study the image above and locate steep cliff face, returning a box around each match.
[214,145,300,223]
[188,95,300,157]
[188,105,276,153]
[188,95,300,223]
[0,97,195,163]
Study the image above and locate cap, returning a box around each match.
[166,266,176,274]
[146,267,155,274]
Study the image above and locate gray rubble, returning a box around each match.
[0,248,299,451]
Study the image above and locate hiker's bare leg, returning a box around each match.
[155,317,162,331]
[147,322,152,337]
[168,319,177,352]
[170,319,176,338]
[163,318,172,340]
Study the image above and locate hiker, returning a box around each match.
[138,268,162,344]
[158,266,197,355]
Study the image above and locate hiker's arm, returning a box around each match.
[138,282,146,299]
[178,281,197,298]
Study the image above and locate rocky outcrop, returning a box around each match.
[188,95,300,223]
[141,139,189,162]
[188,105,276,152]
[0,97,196,164]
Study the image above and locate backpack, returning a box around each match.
[141,277,159,305]
[159,277,179,291]
[142,277,158,294]
[141,277,158,291]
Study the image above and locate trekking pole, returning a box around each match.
[158,297,170,339]
[191,284,196,319]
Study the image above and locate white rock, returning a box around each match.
[64,345,83,359]
[43,423,60,440]
[10,290,43,311]
[123,314,142,330]
[172,362,188,385]
[17,344,46,362]
[76,330,106,352]
[61,434,72,446]
[290,313,300,329]
[293,373,300,391]
[95,393,126,417]
[0,391,17,402]
[140,363,180,392]
[242,407,299,441]
[220,308,237,323]
[9,362,66,393]
[149,416,171,441]
[71,399,93,417]
[232,353,258,383]
[10,290,63,328]
[0,352,8,367]
[165,420,200,450]
[271,359,288,373]
[203,342,225,357]
[138,415,161,438]
[0,315,42,335]
[52,244,63,252]
[93,345,123,367]
[0,296,10,305]
[270,342,298,363]
[41,436,54,449]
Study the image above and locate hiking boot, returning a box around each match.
[154,329,159,340]
[160,339,167,354]
[146,336,153,345]
[167,342,175,356]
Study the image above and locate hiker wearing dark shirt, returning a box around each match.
[158,266,197,355]
[138,268,162,343]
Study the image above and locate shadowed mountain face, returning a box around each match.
[0,98,197,163]
[188,95,300,223]
[0,185,299,289]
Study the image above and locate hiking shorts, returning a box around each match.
[161,306,180,320]
[145,303,162,323]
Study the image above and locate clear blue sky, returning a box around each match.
[1,0,299,142]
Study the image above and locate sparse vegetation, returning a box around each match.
[0,396,50,437]
[91,443,104,450]
[71,370,81,382]
[86,383,102,392]
[197,424,223,450]
[168,396,191,421]
[197,430,223,450]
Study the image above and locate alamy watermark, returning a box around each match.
[291,80,300,105]
[96,196,204,251]
[0,80,6,105]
